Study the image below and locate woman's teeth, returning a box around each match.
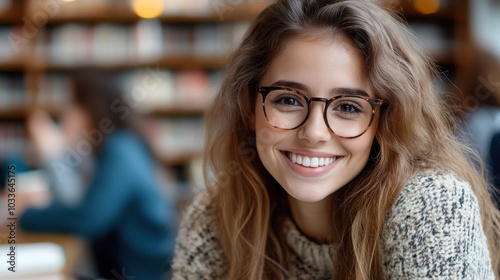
[288,152,338,168]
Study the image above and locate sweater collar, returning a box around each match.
[283,218,337,275]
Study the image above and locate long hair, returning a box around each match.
[69,68,143,155]
[203,0,500,279]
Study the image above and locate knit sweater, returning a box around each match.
[172,172,495,279]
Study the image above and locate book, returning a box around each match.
[0,243,66,277]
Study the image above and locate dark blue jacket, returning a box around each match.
[20,130,176,279]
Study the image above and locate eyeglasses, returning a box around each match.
[258,86,385,139]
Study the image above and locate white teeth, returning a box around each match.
[302,157,311,167]
[287,152,339,168]
[310,157,319,167]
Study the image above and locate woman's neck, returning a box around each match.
[287,195,338,243]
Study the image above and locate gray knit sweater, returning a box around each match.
[172,172,495,279]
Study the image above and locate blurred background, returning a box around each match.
[0,0,499,277]
[0,0,263,196]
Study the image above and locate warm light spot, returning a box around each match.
[132,0,164,19]
[414,0,440,14]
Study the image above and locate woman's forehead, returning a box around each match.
[261,35,373,97]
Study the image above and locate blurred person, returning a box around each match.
[171,0,500,279]
[18,69,177,279]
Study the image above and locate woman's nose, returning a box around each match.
[297,102,332,144]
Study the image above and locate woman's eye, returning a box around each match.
[339,103,359,112]
[333,102,362,114]
[274,96,303,107]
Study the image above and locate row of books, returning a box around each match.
[34,21,249,66]
[37,69,223,113]
[143,117,205,162]
[0,26,32,62]
[121,69,223,113]
[0,73,27,111]
[0,122,28,159]
[36,72,71,110]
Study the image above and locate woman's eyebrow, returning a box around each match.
[270,80,309,91]
[332,88,370,97]
[270,80,370,97]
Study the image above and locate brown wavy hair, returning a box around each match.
[203,0,500,278]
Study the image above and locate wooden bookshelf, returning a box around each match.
[0,3,24,24]
[0,61,26,71]
[148,108,206,117]
[0,109,28,119]
[35,1,267,23]
[387,0,472,103]
[31,55,229,71]
[0,0,261,180]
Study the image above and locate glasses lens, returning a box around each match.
[264,89,308,129]
[327,97,374,137]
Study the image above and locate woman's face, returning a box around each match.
[255,35,379,203]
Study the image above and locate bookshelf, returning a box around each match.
[0,0,475,179]
[0,0,265,169]
[391,0,473,114]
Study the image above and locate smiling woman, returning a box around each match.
[171,0,500,279]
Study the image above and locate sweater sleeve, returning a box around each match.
[380,172,495,279]
[171,192,227,280]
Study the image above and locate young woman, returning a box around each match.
[19,70,177,279]
[172,0,500,279]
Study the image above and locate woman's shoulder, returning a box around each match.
[397,171,476,205]
[99,130,152,165]
[172,190,227,279]
[380,171,494,278]
[385,171,481,232]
